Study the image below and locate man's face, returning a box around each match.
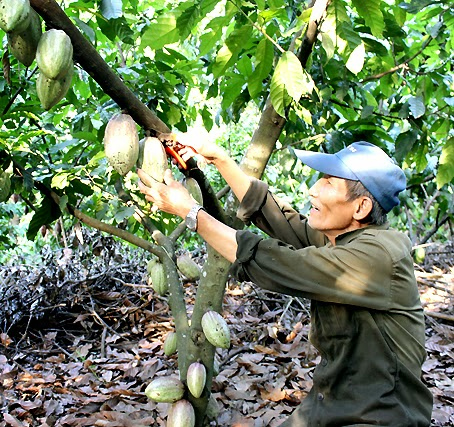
[307,175,360,242]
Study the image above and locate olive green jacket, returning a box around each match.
[230,178,433,426]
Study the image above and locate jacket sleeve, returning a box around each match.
[237,177,327,249]
[230,229,415,311]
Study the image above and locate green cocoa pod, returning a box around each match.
[163,331,177,356]
[36,64,73,110]
[0,170,11,203]
[201,310,230,349]
[187,362,206,398]
[36,29,73,79]
[183,177,203,205]
[167,400,195,427]
[0,0,31,34]
[103,113,139,176]
[206,394,221,420]
[145,376,185,403]
[137,136,168,183]
[148,260,168,296]
[176,254,200,281]
[7,8,41,67]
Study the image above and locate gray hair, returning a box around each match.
[345,179,387,225]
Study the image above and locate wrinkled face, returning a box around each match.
[308,175,361,242]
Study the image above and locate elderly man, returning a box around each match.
[138,139,433,426]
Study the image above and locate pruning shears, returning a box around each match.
[157,132,188,170]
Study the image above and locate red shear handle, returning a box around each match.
[165,145,188,170]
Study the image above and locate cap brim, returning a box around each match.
[294,149,358,181]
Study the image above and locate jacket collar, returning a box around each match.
[333,222,390,246]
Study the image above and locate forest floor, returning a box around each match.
[0,235,453,427]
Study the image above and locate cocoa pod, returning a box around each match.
[163,331,177,356]
[7,8,42,67]
[0,0,31,34]
[144,376,185,403]
[183,177,203,205]
[201,310,230,349]
[36,64,73,110]
[176,254,200,281]
[137,136,168,183]
[187,361,206,398]
[36,29,73,79]
[148,260,168,296]
[103,113,139,176]
[167,399,195,427]
[206,394,221,420]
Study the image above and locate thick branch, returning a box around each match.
[297,0,330,68]
[30,0,169,134]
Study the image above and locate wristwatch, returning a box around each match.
[185,205,205,232]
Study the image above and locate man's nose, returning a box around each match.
[309,179,321,197]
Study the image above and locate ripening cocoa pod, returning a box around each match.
[0,170,11,203]
[148,260,168,296]
[201,310,230,349]
[187,362,206,398]
[103,113,139,176]
[0,0,31,34]
[163,331,177,356]
[137,136,168,183]
[176,254,200,281]
[144,376,185,403]
[36,64,73,110]
[183,177,203,205]
[167,399,195,427]
[7,8,42,67]
[36,29,73,79]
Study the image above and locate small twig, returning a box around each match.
[425,311,454,322]
[226,0,285,53]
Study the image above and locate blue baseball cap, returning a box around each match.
[294,141,406,213]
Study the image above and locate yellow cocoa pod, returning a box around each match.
[201,310,230,349]
[187,362,206,398]
[36,29,73,79]
[177,254,200,281]
[7,8,42,67]
[103,113,139,176]
[145,376,184,403]
[137,136,168,183]
[36,64,73,110]
[0,0,31,34]
[163,331,177,356]
[183,177,203,205]
[167,400,195,427]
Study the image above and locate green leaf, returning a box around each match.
[352,0,384,37]
[398,0,440,14]
[140,14,180,50]
[248,39,274,98]
[27,196,61,240]
[100,0,123,20]
[270,52,313,117]
[212,25,253,78]
[114,206,136,223]
[408,96,425,118]
[345,42,365,75]
[437,137,454,188]
[177,4,200,40]
[395,130,419,163]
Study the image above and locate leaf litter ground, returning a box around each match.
[0,235,453,426]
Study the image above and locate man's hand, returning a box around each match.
[176,132,228,165]
[138,169,196,219]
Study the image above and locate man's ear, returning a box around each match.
[353,197,373,221]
